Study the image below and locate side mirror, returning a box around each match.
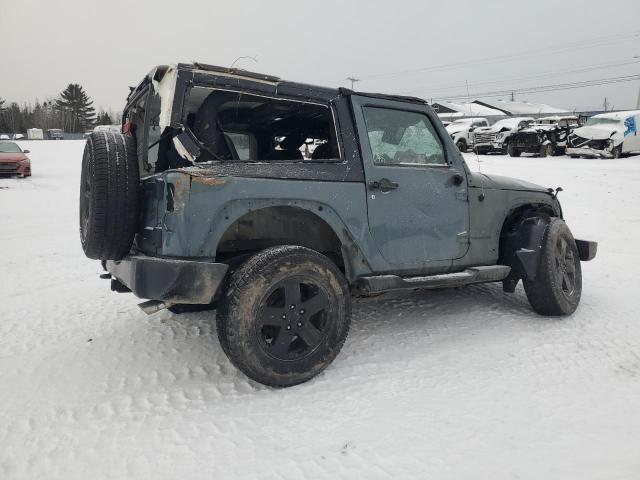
[468,127,475,132]
[23,149,30,154]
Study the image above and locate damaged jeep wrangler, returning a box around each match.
[80,63,597,387]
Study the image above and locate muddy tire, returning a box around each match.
[507,144,521,157]
[216,245,351,387]
[79,131,139,260]
[456,139,467,152]
[523,218,582,316]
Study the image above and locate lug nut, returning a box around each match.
[286,325,291,330]
[281,314,287,319]
[299,309,305,315]
[297,322,303,327]
[290,304,296,309]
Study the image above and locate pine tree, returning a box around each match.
[55,84,96,133]
[96,110,113,125]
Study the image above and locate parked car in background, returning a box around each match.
[445,117,489,152]
[0,141,31,177]
[27,128,44,140]
[508,116,580,157]
[0,134,9,140]
[473,117,534,154]
[12,133,25,140]
[47,128,65,140]
[566,110,640,159]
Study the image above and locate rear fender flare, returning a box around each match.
[209,199,373,281]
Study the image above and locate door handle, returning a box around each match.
[369,178,399,192]
[452,173,464,186]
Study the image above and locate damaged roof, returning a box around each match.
[128,63,428,106]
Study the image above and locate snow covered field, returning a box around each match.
[1,140,639,480]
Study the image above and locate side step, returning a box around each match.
[356,265,511,295]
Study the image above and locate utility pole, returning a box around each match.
[636,83,640,110]
[346,77,360,90]
[510,91,515,102]
[603,97,609,112]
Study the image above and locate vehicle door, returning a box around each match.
[623,115,639,151]
[351,95,470,267]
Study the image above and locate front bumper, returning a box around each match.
[475,141,505,152]
[574,239,597,261]
[566,147,613,159]
[106,255,228,304]
[0,161,30,175]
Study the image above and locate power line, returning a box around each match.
[399,59,640,95]
[436,73,640,101]
[336,30,640,83]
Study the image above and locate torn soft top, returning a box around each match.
[178,63,428,105]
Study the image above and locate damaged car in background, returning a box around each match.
[508,116,580,157]
[473,117,534,154]
[445,117,489,152]
[78,63,597,387]
[566,110,640,159]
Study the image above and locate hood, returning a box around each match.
[571,125,622,140]
[0,152,28,162]
[468,172,549,193]
[520,124,555,133]
[474,125,511,134]
[445,124,465,134]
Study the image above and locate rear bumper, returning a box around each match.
[575,239,597,261]
[106,255,228,304]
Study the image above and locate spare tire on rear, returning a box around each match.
[79,131,139,260]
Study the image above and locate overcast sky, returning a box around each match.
[1,0,639,113]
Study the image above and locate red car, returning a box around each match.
[0,142,31,177]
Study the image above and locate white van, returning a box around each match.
[566,110,640,159]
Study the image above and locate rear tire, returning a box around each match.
[79,131,139,260]
[523,218,582,316]
[456,139,468,152]
[216,246,351,387]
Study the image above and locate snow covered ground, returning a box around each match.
[1,141,639,480]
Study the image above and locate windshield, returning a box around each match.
[586,117,622,126]
[0,142,22,153]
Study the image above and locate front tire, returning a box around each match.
[612,145,622,159]
[216,246,351,387]
[507,144,521,157]
[523,218,582,316]
[456,139,468,152]
[539,143,554,157]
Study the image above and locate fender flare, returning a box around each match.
[209,199,373,281]
[499,214,553,293]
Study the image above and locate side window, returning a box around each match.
[362,107,446,166]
